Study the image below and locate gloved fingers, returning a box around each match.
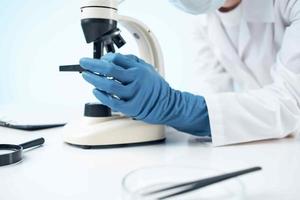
[82,71,135,99]
[102,53,141,69]
[93,89,124,110]
[123,54,140,62]
[80,57,134,83]
[124,54,157,72]
[102,53,158,74]
[123,54,147,64]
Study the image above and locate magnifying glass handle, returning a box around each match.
[20,138,45,150]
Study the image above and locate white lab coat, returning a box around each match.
[188,0,300,146]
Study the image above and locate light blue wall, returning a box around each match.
[0,0,204,106]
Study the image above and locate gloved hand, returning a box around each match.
[80,53,211,136]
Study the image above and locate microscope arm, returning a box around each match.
[118,16,165,77]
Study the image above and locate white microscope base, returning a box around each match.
[63,116,165,148]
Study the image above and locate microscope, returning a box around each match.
[60,0,166,148]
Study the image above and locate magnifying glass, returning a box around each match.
[0,138,45,167]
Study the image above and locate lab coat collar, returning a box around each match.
[216,3,251,63]
[217,2,242,26]
[215,0,275,70]
[208,13,261,89]
[238,20,250,58]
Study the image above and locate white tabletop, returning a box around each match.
[0,108,300,200]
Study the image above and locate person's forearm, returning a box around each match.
[156,89,211,136]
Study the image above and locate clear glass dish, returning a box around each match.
[122,166,246,200]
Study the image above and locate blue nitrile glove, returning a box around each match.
[80,53,211,136]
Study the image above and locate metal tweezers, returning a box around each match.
[142,166,262,200]
[0,120,66,131]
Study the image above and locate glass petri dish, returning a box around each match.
[122,166,246,200]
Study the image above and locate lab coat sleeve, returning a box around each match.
[205,0,300,146]
[186,19,234,95]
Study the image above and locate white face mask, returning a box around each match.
[169,0,226,15]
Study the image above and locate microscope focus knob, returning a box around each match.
[84,103,112,117]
